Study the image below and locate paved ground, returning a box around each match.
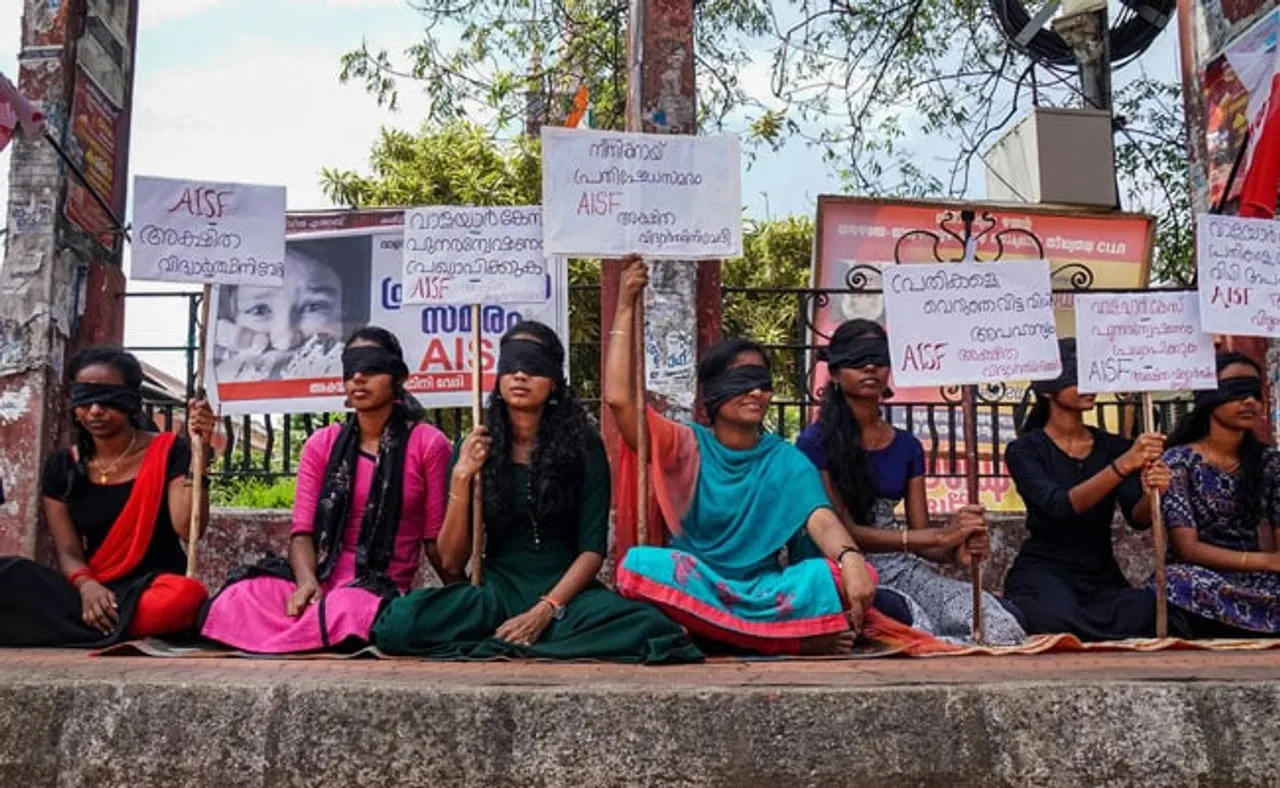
[2,646,1278,688]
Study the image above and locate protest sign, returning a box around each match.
[131,176,286,286]
[1075,292,1217,393]
[204,212,569,416]
[1197,213,1280,337]
[402,205,549,305]
[882,260,1060,388]
[540,126,742,259]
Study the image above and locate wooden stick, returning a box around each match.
[471,303,485,586]
[185,284,212,579]
[634,292,648,547]
[961,385,985,644]
[1144,392,1169,638]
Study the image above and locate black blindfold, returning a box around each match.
[1031,339,1078,396]
[1194,376,1263,409]
[70,383,142,415]
[342,347,408,381]
[497,339,561,379]
[703,365,773,420]
[821,335,891,371]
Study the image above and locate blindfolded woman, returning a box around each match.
[796,319,1027,645]
[200,327,451,653]
[1003,339,1172,641]
[0,347,212,646]
[609,257,878,655]
[373,321,701,662]
[1160,352,1280,637]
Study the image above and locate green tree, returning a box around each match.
[339,0,1193,280]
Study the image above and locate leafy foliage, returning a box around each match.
[338,0,1194,281]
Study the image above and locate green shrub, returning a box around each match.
[210,476,296,510]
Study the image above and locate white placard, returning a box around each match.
[882,260,1061,388]
[1075,292,1217,393]
[402,205,550,305]
[540,126,742,259]
[131,176,286,286]
[1197,213,1280,337]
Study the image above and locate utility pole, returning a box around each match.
[600,0,721,545]
[0,0,141,557]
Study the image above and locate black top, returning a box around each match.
[40,437,192,579]
[1005,427,1144,582]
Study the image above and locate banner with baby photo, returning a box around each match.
[204,209,570,416]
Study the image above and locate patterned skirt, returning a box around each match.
[1162,563,1280,635]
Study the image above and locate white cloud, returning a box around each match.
[137,0,227,32]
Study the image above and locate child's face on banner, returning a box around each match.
[233,250,343,350]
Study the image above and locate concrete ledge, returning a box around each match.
[200,509,1158,594]
[1,651,1278,787]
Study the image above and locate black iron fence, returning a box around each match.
[125,286,1192,490]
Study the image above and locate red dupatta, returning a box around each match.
[87,432,178,584]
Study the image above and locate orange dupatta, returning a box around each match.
[87,432,178,584]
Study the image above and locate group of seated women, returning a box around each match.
[1,255,1277,657]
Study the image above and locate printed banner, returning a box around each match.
[402,205,550,305]
[882,260,1060,388]
[205,212,570,415]
[1198,9,1279,209]
[1197,213,1280,337]
[1075,292,1217,393]
[540,126,742,259]
[131,176,286,286]
[811,196,1154,512]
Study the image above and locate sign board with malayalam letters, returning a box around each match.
[540,126,742,259]
[882,260,1061,388]
[1074,292,1217,393]
[1197,213,1280,337]
[401,205,550,305]
[131,175,286,287]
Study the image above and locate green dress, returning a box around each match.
[371,435,703,663]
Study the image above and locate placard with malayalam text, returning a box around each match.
[882,260,1060,388]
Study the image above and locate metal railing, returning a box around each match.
[125,285,1192,487]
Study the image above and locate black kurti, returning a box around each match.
[1002,428,1160,641]
[0,440,190,647]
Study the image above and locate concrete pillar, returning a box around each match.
[600,0,721,547]
[0,0,138,558]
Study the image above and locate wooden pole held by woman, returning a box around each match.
[1143,392,1169,638]
[634,291,649,547]
[962,385,985,644]
[471,303,486,586]
[185,284,212,579]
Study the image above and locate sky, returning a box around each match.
[0,0,1179,380]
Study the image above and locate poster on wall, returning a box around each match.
[1199,8,1279,209]
[809,196,1154,512]
[204,210,571,416]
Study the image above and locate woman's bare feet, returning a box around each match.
[797,630,856,655]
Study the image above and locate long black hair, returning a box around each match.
[344,326,425,421]
[64,347,154,500]
[482,321,592,536]
[1168,352,1268,527]
[817,319,887,524]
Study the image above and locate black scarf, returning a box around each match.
[1031,339,1079,396]
[70,382,144,414]
[312,404,413,598]
[821,336,891,371]
[703,365,773,420]
[498,338,562,380]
